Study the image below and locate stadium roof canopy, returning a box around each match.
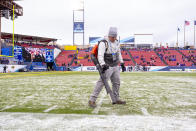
[120,36,135,43]
[2,32,58,44]
[89,37,104,44]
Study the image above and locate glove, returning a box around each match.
[121,63,126,72]
[102,64,109,73]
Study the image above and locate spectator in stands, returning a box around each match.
[3,65,7,73]
[143,66,146,71]
[64,64,67,71]
[74,61,78,65]
[80,64,83,72]
[128,64,132,72]
[67,63,71,71]
[0,58,9,64]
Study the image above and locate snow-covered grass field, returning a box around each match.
[0,71,196,130]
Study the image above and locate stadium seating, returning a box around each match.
[72,50,136,66]
[121,50,135,66]
[156,49,193,66]
[129,49,165,66]
[179,50,196,66]
[74,50,94,66]
[54,48,196,67]
[15,42,55,49]
[55,50,76,66]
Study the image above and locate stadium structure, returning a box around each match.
[1,32,196,72]
[0,0,196,73]
[0,0,23,55]
[0,1,196,130]
[1,27,196,72]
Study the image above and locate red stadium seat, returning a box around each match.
[129,49,165,66]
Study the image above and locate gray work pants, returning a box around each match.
[90,66,120,102]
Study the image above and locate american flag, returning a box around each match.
[185,20,190,26]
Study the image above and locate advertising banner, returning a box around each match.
[64,45,77,51]
[45,49,54,62]
[14,46,23,60]
[0,64,27,73]
[74,22,84,33]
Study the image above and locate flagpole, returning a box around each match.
[194,21,195,48]
[184,22,186,47]
[177,29,178,47]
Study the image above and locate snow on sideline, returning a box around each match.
[92,91,107,114]
[0,112,195,131]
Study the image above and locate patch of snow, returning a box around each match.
[0,112,195,131]
[92,91,107,114]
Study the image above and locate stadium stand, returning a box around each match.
[3,38,196,69]
[155,49,194,66]
[121,50,135,66]
[55,48,196,67]
[129,49,166,66]
[179,50,196,66]
[15,42,55,49]
[0,57,9,64]
[55,49,136,67]
[75,50,93,66]
[0,32,62,72]
[55,50,76,66]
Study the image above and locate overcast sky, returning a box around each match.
[2,0,196,46]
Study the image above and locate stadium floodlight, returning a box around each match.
[2,10,10,19]
[72,0,84,11]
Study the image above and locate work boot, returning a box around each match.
[88,100,96,108]
[112,100,126,105]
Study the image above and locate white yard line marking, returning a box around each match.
[141,107,150,116]
[0,105,15,111]
[92,91,107,114]
[43,105,58,113]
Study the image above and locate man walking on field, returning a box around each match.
[89,27,126,108]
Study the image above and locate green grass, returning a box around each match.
[0,71,196,118]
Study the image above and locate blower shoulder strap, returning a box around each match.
[98,40,109,52]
